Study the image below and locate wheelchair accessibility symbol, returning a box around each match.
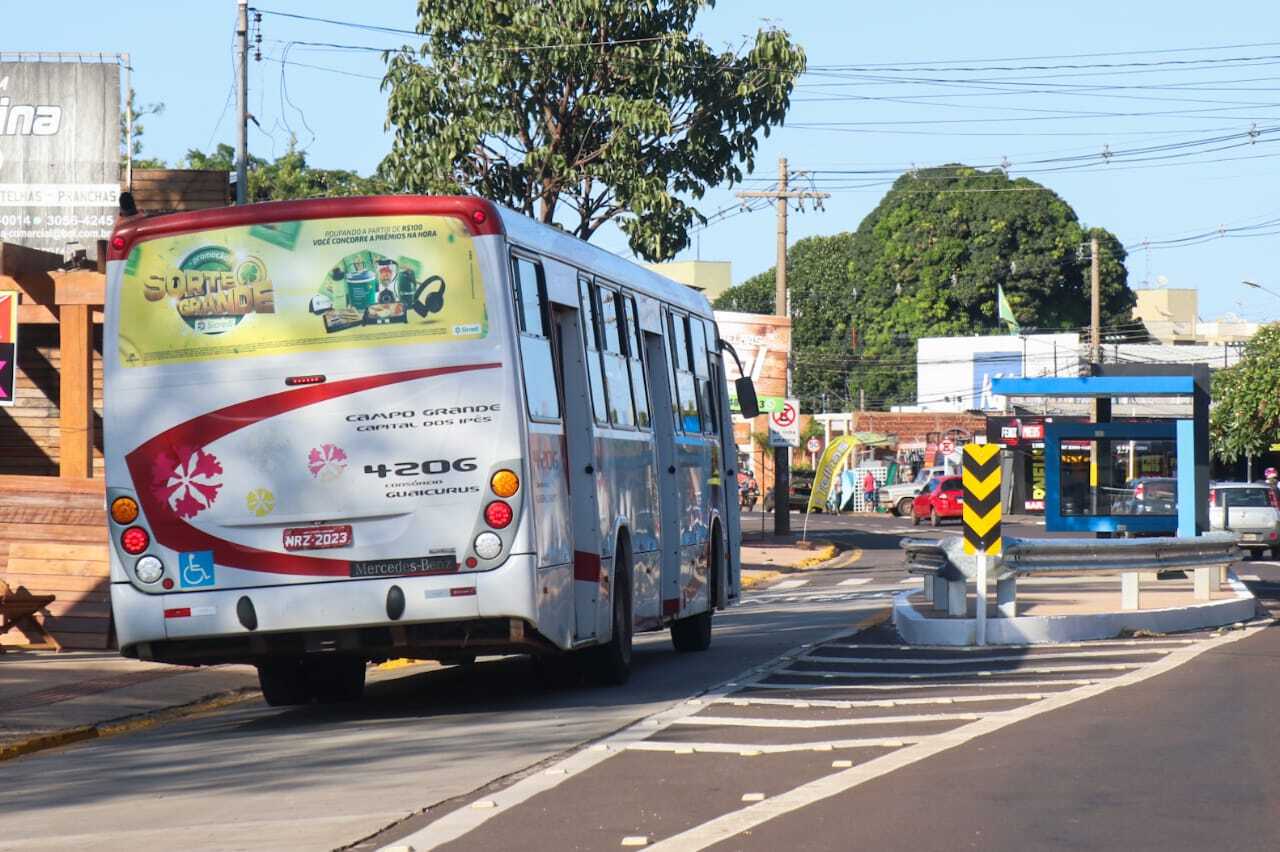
[179,551,216,588]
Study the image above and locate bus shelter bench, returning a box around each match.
[0,581,62,652]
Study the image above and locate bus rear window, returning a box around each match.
[116,214,486,367]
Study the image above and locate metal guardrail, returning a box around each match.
[1000,532,1240,576]
[900,532,1242,621]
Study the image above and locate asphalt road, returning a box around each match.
[5,512,1275,852]
[0,543,902,852]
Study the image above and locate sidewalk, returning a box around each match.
[0,652,258,758]
[740,534,842,589]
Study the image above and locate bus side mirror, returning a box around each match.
[735,377,760,419]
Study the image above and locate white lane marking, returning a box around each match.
[672,712,984,728]
[773,663,1140,680]
[644,626,1262,851]
[626,737,917,754]
[379,614,889,852]
[839,578,873,586]
[845,639,1198,651]
[800,648,1172,665]
[1238,573,1261,581]
[744,678,1098,692]
[772,579,810,590]
[898,578,920,584]
[710,693,1045,710]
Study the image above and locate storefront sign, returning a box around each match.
[0,59,122,257]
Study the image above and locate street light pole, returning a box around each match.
[1243,280,1280,301]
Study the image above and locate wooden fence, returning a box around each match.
[0,475,110,649]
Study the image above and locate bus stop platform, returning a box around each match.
[893,570,1260,646]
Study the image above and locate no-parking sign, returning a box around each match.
[768,398,800,447]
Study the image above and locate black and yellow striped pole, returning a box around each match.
[962,442,1002,644]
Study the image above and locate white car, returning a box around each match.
[1209,482,1280,559]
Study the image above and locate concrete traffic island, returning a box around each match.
[897,533,1258,645]
[893,570,1258,645]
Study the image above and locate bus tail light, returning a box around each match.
[110,496,139,524]
[121,526,150,555]
[484,501,513,529]
[490,469,520,498]
[474,532,503,560]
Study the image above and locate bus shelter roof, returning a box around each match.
[991,375,1195,398]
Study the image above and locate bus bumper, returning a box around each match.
[111,553,547,665]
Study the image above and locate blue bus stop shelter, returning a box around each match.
[992,365,1209,538]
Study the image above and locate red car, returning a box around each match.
[912,476,964,527]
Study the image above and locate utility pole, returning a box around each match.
[235,0,249,205]
[1089,234,1101,364]
[737,157,830,535]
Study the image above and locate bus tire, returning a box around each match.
[305,656,366,703]
[586,546,633,686]
[257,658,311,707]
[672,526,719,653]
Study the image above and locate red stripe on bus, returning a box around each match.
[124,363,500,577]
[163,608,191,619]
[573,551,601,582]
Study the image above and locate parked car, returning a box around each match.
[763,468,816,513]
[912,475,964,527]
[1115,477,1178,515]
[1209,482,1280,559]
[881,463,957,517]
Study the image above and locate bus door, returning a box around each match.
[707,353,741,605]
[642,324,682,620]
[551,281,605,643]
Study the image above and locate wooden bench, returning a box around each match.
[0,580,62,652]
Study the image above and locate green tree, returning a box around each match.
[380,0,805,261]
[715,165,1140,409]
[182,143,386,202]
[1210,324,1280,463]
[122,89,167,169]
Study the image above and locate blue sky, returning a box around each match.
[8,1,1280,321]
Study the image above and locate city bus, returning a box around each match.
[103,195,758,705]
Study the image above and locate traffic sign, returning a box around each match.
[806,437,822,453]
[961,443,1002,556]
[768,399,800,447]
[940,438,955,454]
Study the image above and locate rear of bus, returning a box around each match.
[104,196,536,701]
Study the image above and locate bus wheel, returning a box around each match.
[256,658,311,707]
[305,656,367,703]
[671,609,712,652]
[586,550,632,686]
[672,529,719,653]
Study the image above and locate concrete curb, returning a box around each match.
[892,571,1260,646]
[0,687,258,763]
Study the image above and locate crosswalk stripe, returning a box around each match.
[627,737,921,754]
[710,693,1046,710]
[673,712,985,728]
[776,663,1141,680]
[772,579,809,590]
[839,578,872,586]
[803,648,1174,664]
[744,678,1099,692]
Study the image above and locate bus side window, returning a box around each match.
[579,278,609,425]
[598,284,635,428]
[511,256,559,421]
[667,311,701,434]
[697,318,719,435]
[623,296,650,429]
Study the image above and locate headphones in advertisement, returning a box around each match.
[413,275,447,318]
